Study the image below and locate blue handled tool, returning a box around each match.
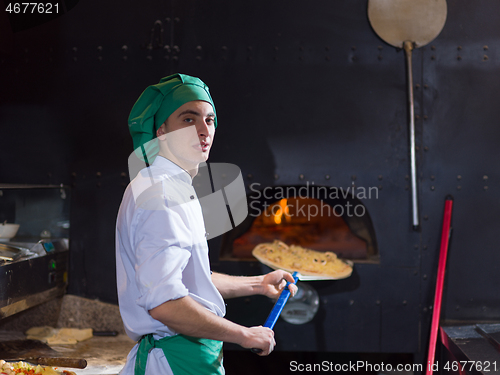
[251,272,299,353]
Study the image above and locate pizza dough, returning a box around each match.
[252,240,353,279]
[0,360,76,375]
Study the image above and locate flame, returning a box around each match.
[273,199,290,224]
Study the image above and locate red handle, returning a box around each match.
[426,196,454,375]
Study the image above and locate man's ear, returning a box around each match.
[156,125,165,137]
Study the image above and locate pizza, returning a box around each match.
[252,240,353,279]
[0,360,76,375]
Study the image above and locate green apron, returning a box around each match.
[134,333,224,375]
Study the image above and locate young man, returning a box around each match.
[116,74,297,375]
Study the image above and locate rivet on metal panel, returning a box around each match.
[325,175,330,180]
[457,186,461,190]
[146,56,152,61]
[415,145,420,151]
[97,46,103,52]
[483,175,488,181]
[423,84,428,89]
[122,56,128,61]
[121,45,128,52]
[274,174,279,180]
[222,46,227,51]
[483,55,489,61]
[378,55,383,61]
[164,45,171,53]
[196,56,202,61]
[349,300,354,306]
[165,17,170,22]
[247,174,253,180]
[423,307,428,312]
[72,47,77,52]
[431,56,436,60]
[405,185,409,191]
[120,172,127,178]
[457,46,462,51]
[96,172,102,177]
[196,45,202,51]
[351,46,356,51]
[299,174,304,180]
[351,175,356,181]
[274,46,279,51]
[484,186,488,190]
[483,45,489,50]
[174,17,180,23]
[424,146,429,151]
[423,274,427,280]
[378,175,383,180]
[405,175,409,181]
[457,175,462,180]
[378,185,383,190]
[431,45,436,50]
[415,84,420,89]
[375,300,381,305]
[414,244,419,249]
[455,305,460,311]
[430,186,435,191]
[423,245,428,250]
[430,175,435,181]
[402,300,407,306]
[378,45,383,50]
[457,56,462,61]
[423,115,428,120]
[424,215,428,220]
[415,115,420,121]
[173,45,180,53]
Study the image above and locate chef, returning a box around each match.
[116,73,297,375]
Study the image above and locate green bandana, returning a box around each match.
[128,73,217,165]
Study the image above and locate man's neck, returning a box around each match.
[157,153,198,179]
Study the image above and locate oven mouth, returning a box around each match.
[220,185,379,263]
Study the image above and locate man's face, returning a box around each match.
[156,100,216,173]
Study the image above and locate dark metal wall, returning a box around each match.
[1,0,499,359]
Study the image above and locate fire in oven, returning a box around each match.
[221,183,379,263]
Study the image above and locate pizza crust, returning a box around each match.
[252,240,353,279]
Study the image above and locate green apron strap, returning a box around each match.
[135,334,156,375]
[134,334,224,375]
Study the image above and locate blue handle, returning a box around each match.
[263,271,299,329]
[251,272,299,354]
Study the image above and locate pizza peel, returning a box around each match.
[368,0,447,229]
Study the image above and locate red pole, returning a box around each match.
[426,196,454,375]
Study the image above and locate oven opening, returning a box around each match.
[220,185,378,263]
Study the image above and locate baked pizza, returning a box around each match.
[0,360,76,375]
[252,240,353,279]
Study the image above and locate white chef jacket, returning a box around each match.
[116,156,226,375]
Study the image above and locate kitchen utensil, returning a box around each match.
[0,223,20,241]
[368,0,447,229]
[5,357,87,369]
[426,195,454,375]
[251,272,299,354]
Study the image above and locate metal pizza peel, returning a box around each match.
[368,0,447,229]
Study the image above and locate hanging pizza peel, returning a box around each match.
[368,0,447,229]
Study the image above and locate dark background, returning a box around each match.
[1,0,499,369]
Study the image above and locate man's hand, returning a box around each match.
[258,270,298,299]
[239,326,276,356]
